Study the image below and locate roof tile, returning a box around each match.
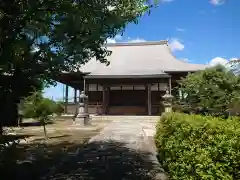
[80,41,208,76]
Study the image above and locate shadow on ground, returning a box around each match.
[19,121,54,127]
[0,134,33,144]
[1,140,156,180]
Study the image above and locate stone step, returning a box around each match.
[59,114,160,122]
[90,115,160,122]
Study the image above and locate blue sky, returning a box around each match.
[44,0,240,100]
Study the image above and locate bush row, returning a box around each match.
[172,103,240,118]
[155,112,240,180]
[22,98,64,119]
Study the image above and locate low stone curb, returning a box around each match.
[141,129,168,180]
[147,152,168,180]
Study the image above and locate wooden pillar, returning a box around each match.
[102,85,106,115]
[74,88,77,103]
[169,76,172,95]
[74,89,78,113]
[102,85,110,115]
[83,77,86,92]
[65,85,69,114]
[106,87,110,114]
[147,84,152,115]
[84,79,89,114]
[74,89,78,120]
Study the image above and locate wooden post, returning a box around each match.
[74,88,77,114]
[106,86,110,114]
[84,79,89,115]
[83,77,86,92]
[102,85,106,115]
[62,84,65,102]
[73,89,78,123]
[74,88,77,103]
[147,84,152,115]
[65,85,69,114]
[169,76,172,95]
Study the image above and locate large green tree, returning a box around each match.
[177,65,240,115]
[0,0,157,129]
[1,0,154,86]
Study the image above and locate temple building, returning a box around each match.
[58,40,208,115]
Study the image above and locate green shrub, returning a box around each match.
[22,92,63,118]
[54,101,64,115]
[155,112,240,180]
[21,91,64,138]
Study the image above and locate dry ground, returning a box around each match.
[0,118,108,180]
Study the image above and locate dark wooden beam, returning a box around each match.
[169,77,172,95]
[102,85,107,115]
[80,78,169,85]
[74,88,77,103]
[147,84,152,115]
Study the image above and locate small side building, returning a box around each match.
[58,41,208,115]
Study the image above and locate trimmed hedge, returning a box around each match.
[155,113,240,180]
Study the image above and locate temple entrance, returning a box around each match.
[108,90,147,115]
[80,81,170,116]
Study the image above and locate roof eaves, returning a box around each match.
[106,40,168,47]
[85,74,170,79]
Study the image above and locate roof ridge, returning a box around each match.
[106,40,168,47]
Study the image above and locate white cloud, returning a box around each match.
[128,37,146,43]
[176,28,185,32]
[169,38,185,52]
[209,57,240,69]
[107,36,146,44]
[230,57,238,62]
[106,38,116,44]
[210,0,225,6]
[106,34,123,44]
[115,34,123,41]
[209,57,229,66]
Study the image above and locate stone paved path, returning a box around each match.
[87,119,167,180]
[89,120,148,149]
[42,119,167,180]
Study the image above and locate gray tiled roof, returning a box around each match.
[80,40,208,76]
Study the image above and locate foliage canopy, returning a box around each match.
[0,0,154,83]
[177,65,240,115]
